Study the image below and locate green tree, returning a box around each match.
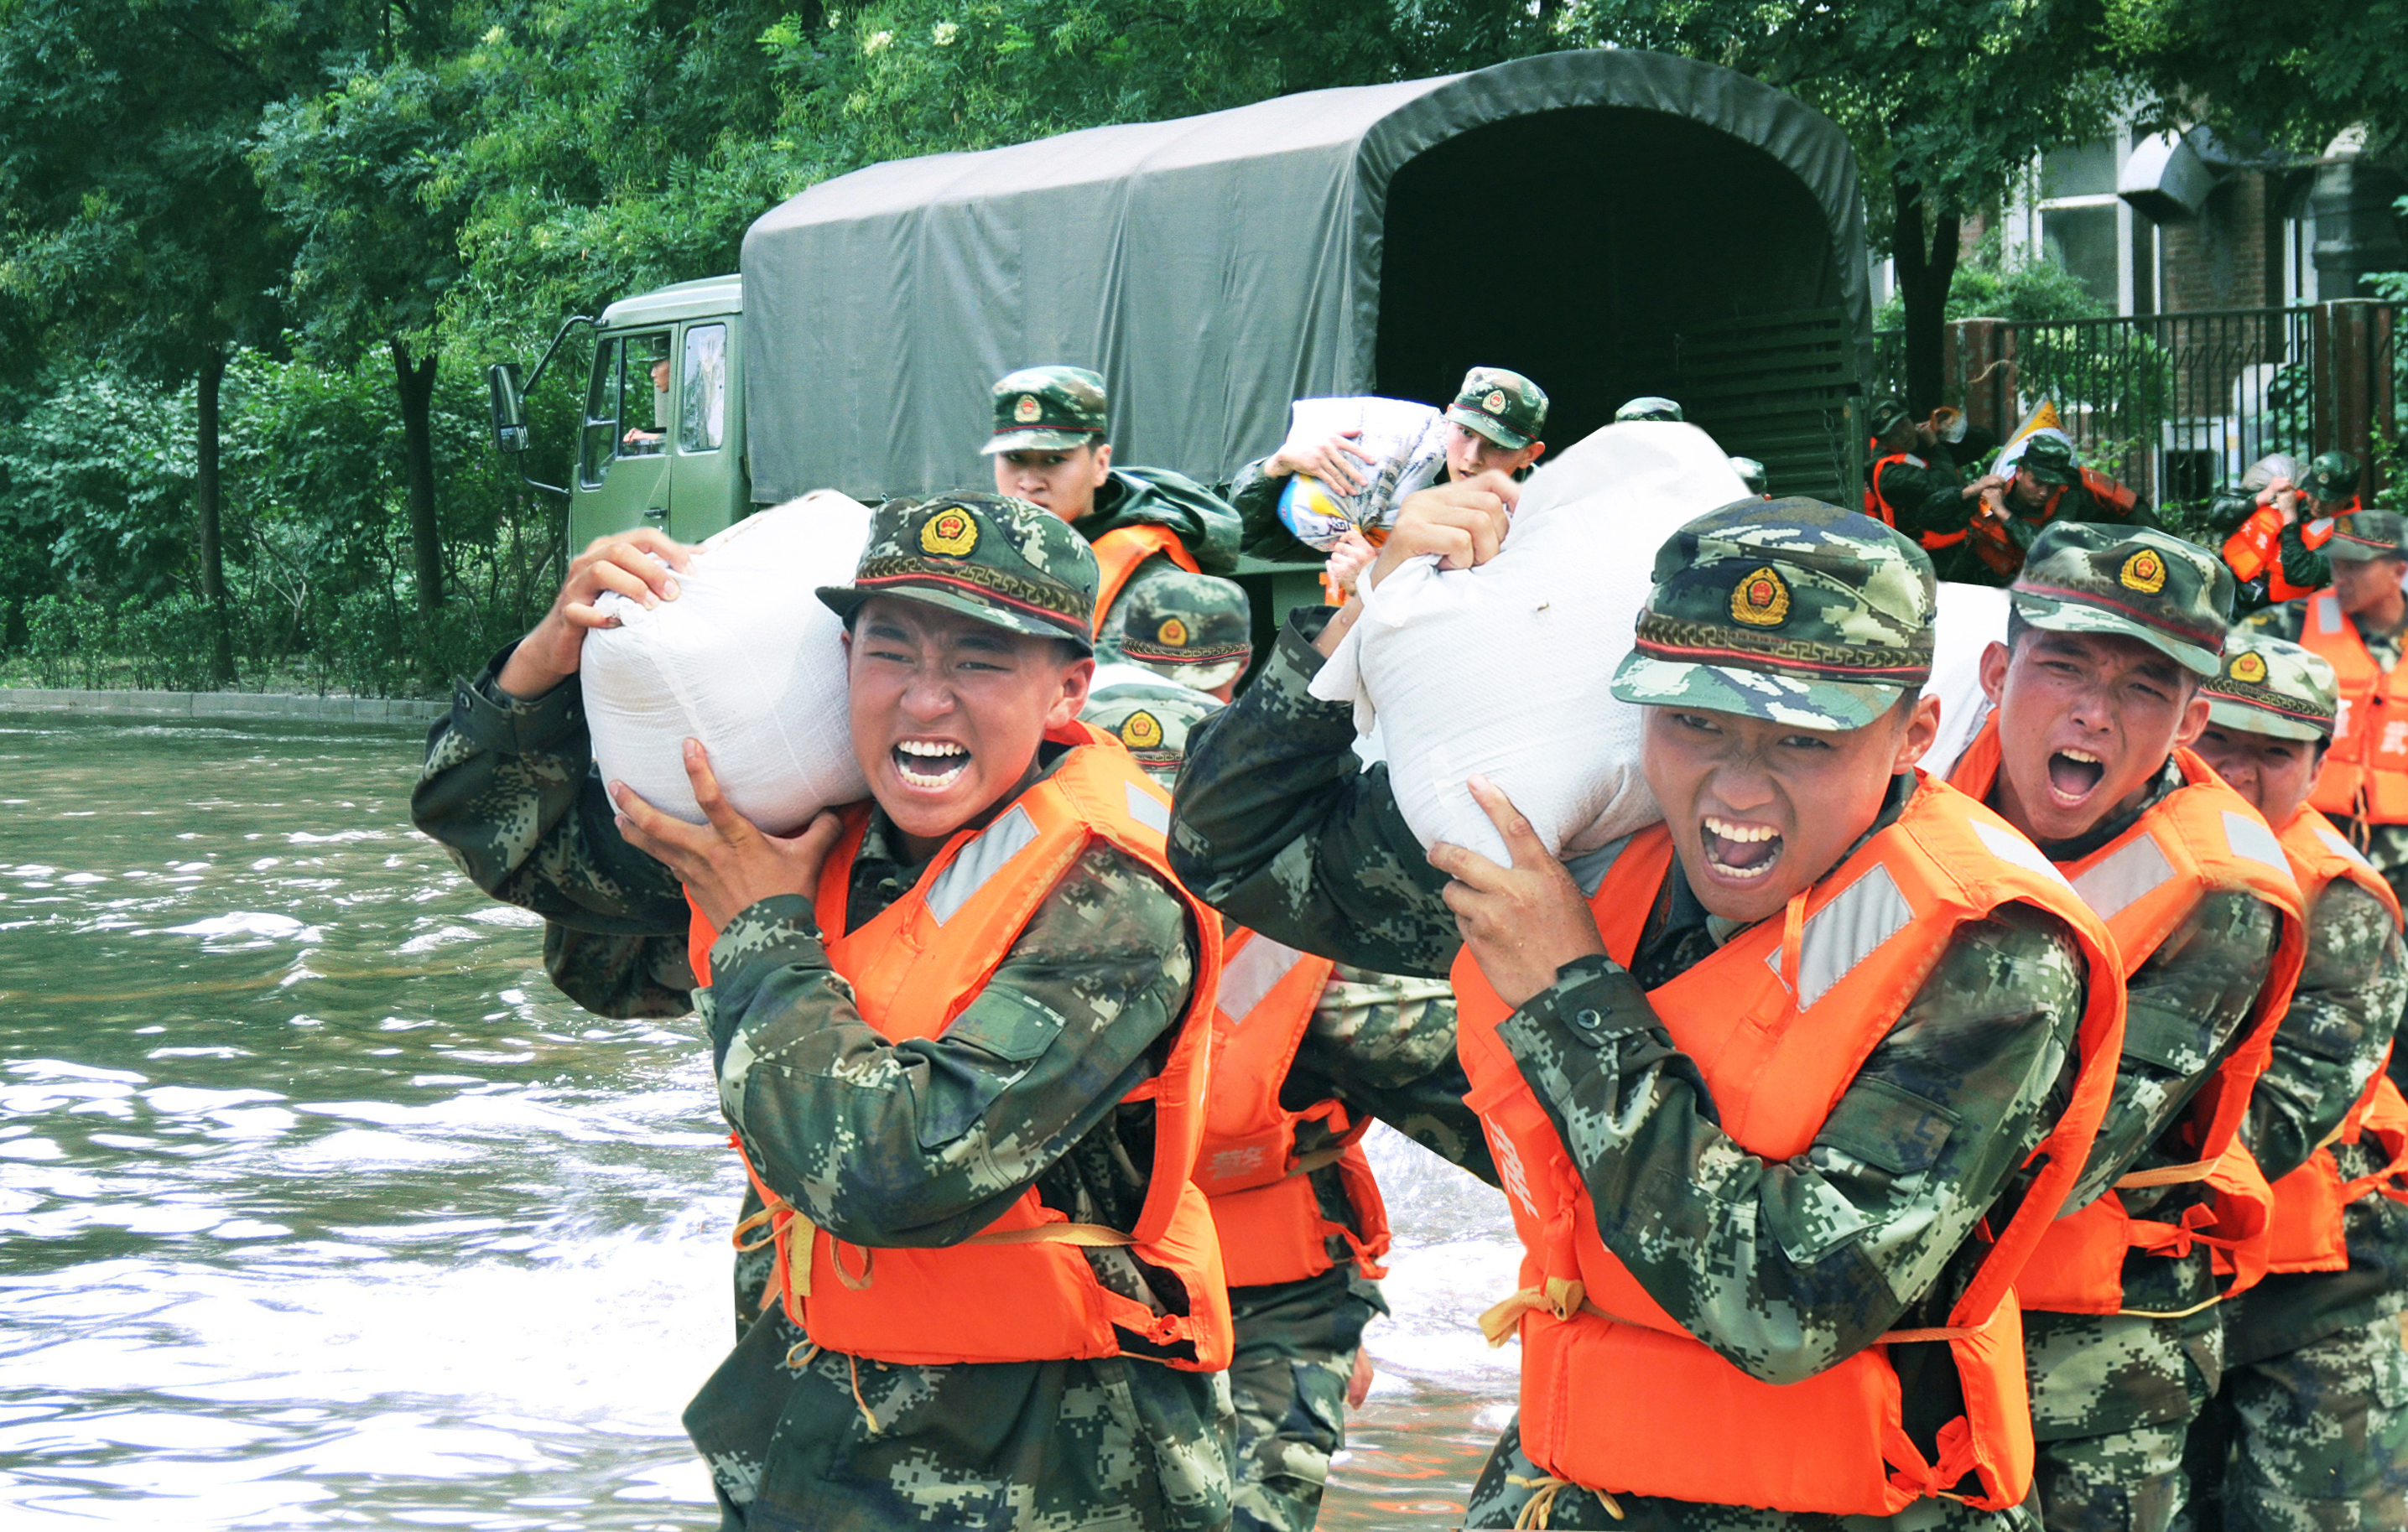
[1553,0,2124,413]
[2108,0,2408,159]
[256,55,477,614]
[0,0,348,679]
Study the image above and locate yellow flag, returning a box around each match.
[2005,399,2062,444]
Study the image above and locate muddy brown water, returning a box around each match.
[0,713,1520,1528]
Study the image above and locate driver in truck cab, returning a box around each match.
[980,365,1242,651]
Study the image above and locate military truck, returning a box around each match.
[488,47,1875,630]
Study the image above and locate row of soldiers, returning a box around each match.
[412,359,2408,1531]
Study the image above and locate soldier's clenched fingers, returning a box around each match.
[683,740,756,844]
[1466,775,1548,869]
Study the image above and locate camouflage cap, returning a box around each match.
[1615,396,1684,423]
[2015,434,2079,486]
[2202,633,2338,743]
[981,366,1109,455]
[1609,497,1936,731]
[1730,456,1769,496]
[1110,571,1254,671]
[2301,449,2362,505]
[1081,679,1222,789]
[2325,508,2407,563]
[1447,366,1549,449]
[1867,394,1914,437]
[2009,523,2232,676]
[817,490,1100,651]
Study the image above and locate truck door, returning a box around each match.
[1675,308,1865,507]
[668,319,745,539]
[575,328,675,543]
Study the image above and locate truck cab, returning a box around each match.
[571,275,746,548]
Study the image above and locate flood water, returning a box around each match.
[0,712,1518,1529]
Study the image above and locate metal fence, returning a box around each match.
[1871,300,2400,507]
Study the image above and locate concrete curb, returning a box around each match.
[0,688,447,726]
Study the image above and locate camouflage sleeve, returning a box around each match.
[1498,905,2088,1385]
[408,652,690,936]
[2277,518,2335,595]
[700,844,1196,1246]
[1229,455,1324,563]
[1168,611,1460,976]
[2246,880,2408,1181]
[1899,479,1974,545]
[1291,966,1497,1182]
[2066,890,2282,1207]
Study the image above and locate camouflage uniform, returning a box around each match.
[1085,666,1485,1532]
[413,491,1235,1532]
[1230,367,1547,563]
[1917,436,2157,588]
[1969,527,2285,1532]
[980,365,1243,653]
[1168,501,2099,1529]
[2241,512,2408,903]
[2181,634,2408,1532]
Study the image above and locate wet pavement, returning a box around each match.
[0,712,1516,1528]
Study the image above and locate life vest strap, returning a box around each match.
[2115,1157,2217,1190]
[1506,1472,1617,1527]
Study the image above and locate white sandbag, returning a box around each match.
[1918,583,2011,778]
[583,491,874,833]
[1276,397,1448,550]
[1311,423,1750,865]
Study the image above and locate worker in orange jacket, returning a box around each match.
[2184,633,2408,1530]
[1948,526,2304,1532]
[982,365,1242,647]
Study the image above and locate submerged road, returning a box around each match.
[0,711,1516,1528]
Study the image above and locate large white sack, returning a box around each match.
[583,491,874,833]
[1919,583,2010,778]
[1276,396,1448,550]
[1310,422,1750,865]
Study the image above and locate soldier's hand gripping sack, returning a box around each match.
[582,492,874,834]
[1277,396,1449,551]
[1310,423,1750,865]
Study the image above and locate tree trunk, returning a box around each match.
[393,339,443,612]
[1891,179,1962,415]
[195,345,234,685]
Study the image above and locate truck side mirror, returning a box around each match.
[487,362,529,454]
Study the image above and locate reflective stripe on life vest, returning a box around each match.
[1951,721,2307,1311]
[2264,804,2408,1273]
[691,724,1233,1370]
[1090,524,1201,635]
[1196,927,1392,1287]
[1452,773,2125,1516]
[2301,594,2408,824]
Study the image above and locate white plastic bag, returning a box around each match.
[582,491,874,833]
[1918,583,2010,778]
[1310,423,1750,865]
[1275,397,1448,550]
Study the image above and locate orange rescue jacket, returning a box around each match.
[2264,806,2408,1273]
[1452,775,2125,1516]
[2301,590,2408,825]
[689,724,1233,1369]
[1196,927,1393,1288]
[2222,507,2336,603]
[1090,524,1201,635]
[1952,722,2307,1311]
[1863,451,1924,529]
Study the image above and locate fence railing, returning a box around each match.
[1871,300,2400,506]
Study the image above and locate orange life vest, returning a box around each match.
[2262,805,2408,1273]
[1951,723,2307,1311]
[1090,524,1202,634]
[1862,451,1925,529]
[2223,507,2336,603]
[1453,775,2125,1516]
[1196,927,1394,1288]
[688,725,1233,1370]
[2301,591,2408,825]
